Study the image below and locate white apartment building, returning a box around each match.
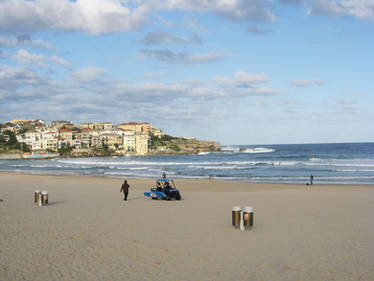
[122,130,136,152]
[135,132,149,155]
[16,130,42,151]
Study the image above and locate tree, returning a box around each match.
[58,145,73,156]
[2,130,18,146]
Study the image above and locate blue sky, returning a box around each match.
[0,0,373,145]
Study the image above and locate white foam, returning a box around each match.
[305,162,374,167]
[198,152,210,155]
[243,147,275,153]
[335,169,374,172]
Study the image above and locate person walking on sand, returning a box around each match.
[310,174,314,186]
[120,180,130,201]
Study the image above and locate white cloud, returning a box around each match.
[234,71,271,84]
[247,25,273,35]
[289,79,326,87]
[250,87,284,95]
[49,55,72,67]
[214,71,271,87]
[13,49,45,65]
[139,49,232,64]
[69,67,108,83]
[0,65,285,130]
[141,72,169,79]
[0,0,276,35]
[308,0,374,20]
[142,32,202,45]
[12,49,72,68]
[0,35,53,49]
[0,0,148,35]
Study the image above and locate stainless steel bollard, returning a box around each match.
[243,206,254,228]
[41,191,48,205]
[232,206,242,228]
[34,190,41,204]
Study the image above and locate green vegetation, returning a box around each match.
[0,130,31,153]
[149,133,219,153]
[169,143,181,152]
[58,145,73,156]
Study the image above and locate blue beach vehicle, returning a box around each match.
[144,178,181,200]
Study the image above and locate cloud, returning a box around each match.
[0,65,284,124]
[279,0,303,5]
[0,0,149,35]
[214,71,271,87]
[0,65,49,96]
[12,49,72,68]
[308,0,374,20]
[248,26,273,35]
[69,67,108,83]
[139,49,231,64]
[335,98,359,105]
[142,32,202,45]
[289,79,326,87]
[234,72,271,84]
[0,35,53,49]
[165,0,277,22]
[0,0,276,35]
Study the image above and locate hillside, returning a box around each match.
[149,136,220,154]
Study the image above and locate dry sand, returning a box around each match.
[1,172,373,281]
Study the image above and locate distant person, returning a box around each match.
[162,172,166,179]
[310,174,314,185]
[156,181,162,192]
[120,180,130,201]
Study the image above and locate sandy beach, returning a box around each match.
[1,172,373,281]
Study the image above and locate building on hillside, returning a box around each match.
[16,130,42,151]
[102,133,122,151]
[91,131,102,149]
[73,139,81,149]
[40,131,58,151]
[121,130,136,152]
[150,127,165,138]
[77,128,92,148]
[59,129,73,147]
[51,120,72,129]
[10,119,30,124]
[82,122,112,131]
[135,132,149,155]
[117,122,151,134]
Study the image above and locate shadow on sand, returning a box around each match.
[47,201,66,206]
[122,196,144,201]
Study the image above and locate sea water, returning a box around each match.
[1,143,374,184]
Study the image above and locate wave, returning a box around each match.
[57,159,296,166]
[221,146,240,152]
[243,147,275,154]
[305,162,374,167]
[335,169,374,172]
[187,165,251,170]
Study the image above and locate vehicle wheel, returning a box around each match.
[176,194,181,200]
[165,196,170,201]
[152,197,157,200]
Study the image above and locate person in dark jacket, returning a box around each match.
[120,180,130,201]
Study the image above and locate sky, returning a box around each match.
[0,0,373,145]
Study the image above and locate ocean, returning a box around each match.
[1,143,374,184]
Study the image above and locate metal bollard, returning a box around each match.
[232,206,242,228]
[243,206,254,228]
[41,191,48,205]
[34,190,41,204]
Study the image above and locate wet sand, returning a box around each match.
[1,172,373,281]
